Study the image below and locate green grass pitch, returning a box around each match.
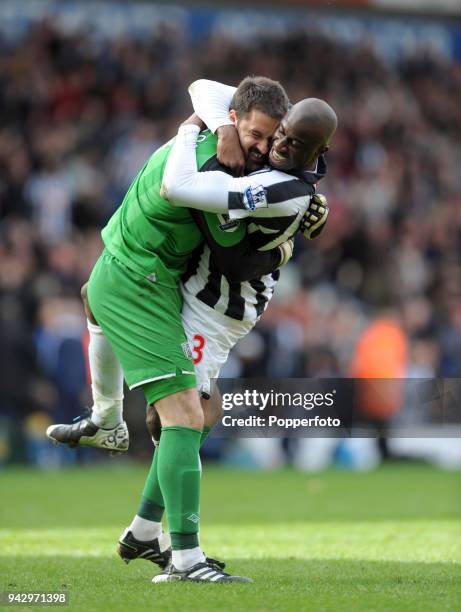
[1,463,460,611]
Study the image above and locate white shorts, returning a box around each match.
[181,290,255,397]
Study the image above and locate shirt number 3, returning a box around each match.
[192,334,206,364]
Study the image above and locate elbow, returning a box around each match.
[160,181,170,201]
[189,78,209,90]
[160,179,182,205]
[188,79,208,97]
[188,79,201,90]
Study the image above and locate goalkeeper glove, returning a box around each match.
[300,193,329,240]
[277,238,294,267]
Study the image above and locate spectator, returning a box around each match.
[0,11,460,461]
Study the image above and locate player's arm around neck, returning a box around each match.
[189,79,244,176]
[188,79,235,134]
[161,119,270,217]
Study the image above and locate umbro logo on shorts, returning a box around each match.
[186,514,200,524]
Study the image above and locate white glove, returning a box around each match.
[277,238,294,267]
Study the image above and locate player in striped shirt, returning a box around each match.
[162,79,335,400]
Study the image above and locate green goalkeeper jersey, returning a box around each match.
[102,130,218,287]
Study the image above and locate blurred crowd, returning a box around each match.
[1,15,461,465]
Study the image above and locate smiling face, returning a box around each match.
[230,108,280,173]
[269,116,325,172]
[268,99,337,172]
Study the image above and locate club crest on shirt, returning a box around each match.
[243,185,268,211]
[181,341,193,361]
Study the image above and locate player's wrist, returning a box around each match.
[216,124,237,135]
[213,121,234,134]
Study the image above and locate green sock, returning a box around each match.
[138,448,164,522]
[157,426,202,550]
[138,426,212,525]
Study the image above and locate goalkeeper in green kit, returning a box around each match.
[84,77,289,584]
[47,76,336,583]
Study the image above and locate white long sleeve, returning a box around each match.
[188,79,236,133]
[161,124,256,216]
[161,125,312,226]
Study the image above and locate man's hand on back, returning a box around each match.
[300,193,329,240]
[216,125,245,177]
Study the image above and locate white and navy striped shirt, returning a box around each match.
[181,156,327,323]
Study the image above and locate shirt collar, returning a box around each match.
[290,155,327,184]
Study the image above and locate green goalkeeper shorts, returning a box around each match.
[87,250,196,405]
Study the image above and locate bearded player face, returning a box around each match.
[229,108,279,173]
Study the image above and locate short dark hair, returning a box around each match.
[230,76,289,120]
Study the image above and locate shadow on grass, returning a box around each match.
[1,556,459,609]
